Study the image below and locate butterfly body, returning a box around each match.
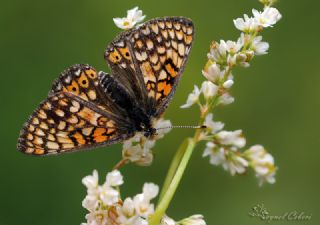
[17,17,194,155]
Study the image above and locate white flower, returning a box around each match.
[251,36,269,55]
[99,184,120,206]
[82,170,99,190]
[202,63,223,83]
[82,170,101,211]
[207,41,227,63]
[222,154,248,175]
[201,81,218,99]
[142,182,159,200]
[133,194,154,217]
[113,7,146,29]
[106,170,123,187]
[203,142,226,166]
[122,143,154,166]
[153,118,172,139]
[233,14,258,32]
[252,7,282,28]
[244,145,277,185]
[224,40,243,55]
[180,85,201,108]
[179,214,206,225]
[223,79,234,89]
[83,209,109,225]
[219,93,235,105]
[160,215,176,225]
[216,130,246,148]
[204,113,224,134]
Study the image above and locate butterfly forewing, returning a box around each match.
[105,17,194,116]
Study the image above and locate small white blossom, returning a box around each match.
[219,93,235,105]
[235,52,250,67]
[251,36,269,55]
[153,118,172,139]
[224,40,243,55]
[82,209,109,225]
[133,193,155,217]
[244,145,277,185]
[233,14,258,32]
[204,113,224,134]
[122,142,154,166]
[143,182,159,200]
[223,79,234,89]
[179,214,206,225]
[201,81,218,99]
[99,184,120,206]
[252,7,282,28]
[113,7,146,29]
[203,142,226,166]
[180,85,201,108]
[202,63,223,83]
[106,170,123,187]
[160,215,176,225]
[203,142,248,175]
[82,170,99,190]
[222,153,249,175]
[207,41,227,63]
[216,130,246,148]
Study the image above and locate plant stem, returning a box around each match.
[158,139,189,201]
[149,138,195,225]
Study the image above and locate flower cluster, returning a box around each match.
[82,170,206,225]
[81,170,159,225]
[202,114,277,185]
[121,118,172,167]
[180,1,280,185]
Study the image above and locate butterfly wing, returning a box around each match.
[18,64,134,155]
[105,17,194,117]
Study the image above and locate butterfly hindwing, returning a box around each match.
[18,92,132,155]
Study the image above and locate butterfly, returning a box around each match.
[17,17,194,155]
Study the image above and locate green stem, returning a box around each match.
[149,138,195,225]
[158,139,189,201]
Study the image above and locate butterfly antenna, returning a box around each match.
[156,125,207,131]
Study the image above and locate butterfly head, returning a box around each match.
[143,127,157,138]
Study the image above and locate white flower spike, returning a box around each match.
[113,7,146,30]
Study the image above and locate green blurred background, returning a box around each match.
[1,0,319,224]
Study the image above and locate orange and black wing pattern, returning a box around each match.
[17,92,132,155]
[17,65,133,155]
[105,17,194,116]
